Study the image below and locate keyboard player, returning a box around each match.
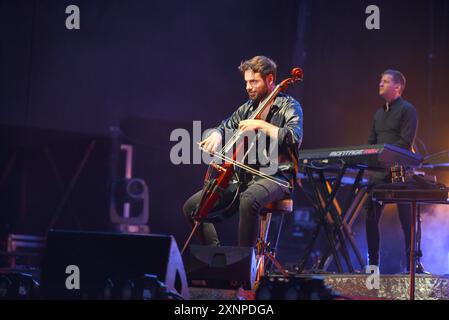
[365,69,418,272]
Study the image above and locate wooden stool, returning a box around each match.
[255,198,293,286]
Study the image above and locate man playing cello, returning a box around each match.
[183,55,303,247]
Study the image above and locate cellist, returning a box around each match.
[182,55,303,247]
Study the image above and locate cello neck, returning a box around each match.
[249,84,282,120]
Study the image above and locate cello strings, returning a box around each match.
[212,152,291,189]
[199,145,291,189]
[218,85,281,154]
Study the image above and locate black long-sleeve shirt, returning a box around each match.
[214,92,303,181]
[368,97,418,151]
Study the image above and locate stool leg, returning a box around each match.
[273,213,285,256]
[261,212,272,244]
[269,213,285,273]
[256,212,272,283]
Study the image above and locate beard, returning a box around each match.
[248,89,269,103]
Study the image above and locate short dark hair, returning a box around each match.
[382,69,406,93]
[238,56,277,81]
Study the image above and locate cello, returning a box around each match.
[182,67,303,254]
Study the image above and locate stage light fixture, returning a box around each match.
[255,276,338,300]
[0,275,12,298]
[110,178,149,228]
[0,273,40,300]
[102,278,115,300]
[255,278,274,300]
[283,281,303,300]
[140,274,168,300]
[121,274,169,300]
[100,274,171,300]
[120,279,135,300]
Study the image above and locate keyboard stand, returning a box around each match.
[372,187,449,300]
[317,168,367,272]
[297,164,366,273]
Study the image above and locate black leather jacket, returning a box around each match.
[214,92,303,182]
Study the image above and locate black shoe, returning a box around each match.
[367,255,379,267]
[401,266,431,275]
[416,263,430,274]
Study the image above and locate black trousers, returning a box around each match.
[183,178,291,247]
[365,173,412,268]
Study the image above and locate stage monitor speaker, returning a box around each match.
[183,245,256,290]
[40,230,189,299]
